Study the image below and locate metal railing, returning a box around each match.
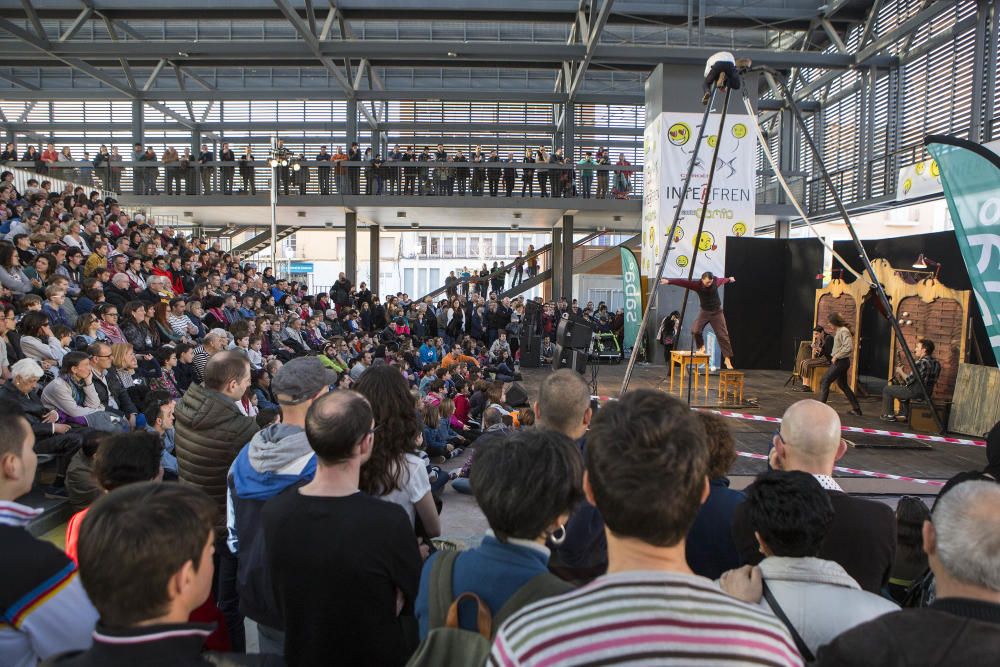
[2,159,644,200]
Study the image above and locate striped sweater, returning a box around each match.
[490,570,802,667]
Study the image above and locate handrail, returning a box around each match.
[416,230,608,303]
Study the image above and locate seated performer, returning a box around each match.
[796,325,833,392]
[659,271,736,369]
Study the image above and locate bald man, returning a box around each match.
[731,399,896,593]
[817,481,1000,666]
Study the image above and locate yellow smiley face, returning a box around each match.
[696,232,715,252]
[903,178,912,194]
[930,161,939,178]
[648,225,656,245]
[668,122,692,146]
[673,227,685,243]
[676,255,689,268]
[915,161,925,175]
[731,222,747,237]
[732,124,747,139]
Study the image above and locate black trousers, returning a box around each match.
[819,357,861,412]
[213,539,244,652]
[35,430,85,479]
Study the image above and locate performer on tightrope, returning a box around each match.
[659,271,736,370]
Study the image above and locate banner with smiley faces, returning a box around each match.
[641,111,756,281]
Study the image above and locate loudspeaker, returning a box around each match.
[521,333,542,368]
[553,344,588,374]
[505,382,529,407]
[556,314,594,350]
[524,299,542,326]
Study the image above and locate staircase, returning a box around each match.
[230,225,302,258]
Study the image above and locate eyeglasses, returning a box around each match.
[105,312,118,317]
[91,354,111,359]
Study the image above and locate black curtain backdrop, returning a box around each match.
[833,230,996,367]
[724,237,824,369]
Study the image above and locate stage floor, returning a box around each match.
[518,364,989,499]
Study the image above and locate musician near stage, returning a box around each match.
[659,271,736,370]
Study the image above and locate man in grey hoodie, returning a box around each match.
[226,357,336,657]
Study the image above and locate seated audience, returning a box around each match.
[263,390,422,666]
[888,495,931,604]
[817,481,1000,665]
[720,470,898,658]
[0,401,98,665]
[491,390,801,666]
[731,399,896,593]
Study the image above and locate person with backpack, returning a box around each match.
[412,428,582,660]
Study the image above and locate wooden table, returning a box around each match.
[669,350,711,395]
[718,370,745,404]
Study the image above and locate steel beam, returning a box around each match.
[58,7,92,42]
[568,0,615,102]
[0,39,866,70]
[19,0,47,43]
[855,1,958,65]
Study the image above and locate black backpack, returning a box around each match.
[406,550,572,666]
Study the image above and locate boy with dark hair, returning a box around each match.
[51,482,278,666]
[263,390,422,666]
[0,401,98,666]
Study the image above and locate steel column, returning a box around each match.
[369,223,380,297]
[561,215,574,304]
[345,210,357,284]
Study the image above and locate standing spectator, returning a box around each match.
[721,470,898,659]
[487,149,501,196]
[685,411,746,579]
[0,402,98,666]
[263,390,422,666]
[316,145,332,195]
[520,149,534,197]
[503,152,517,197]
[130,142,144,195]
[197,144,215,195]
[732,399,895,593]
[416,428,579,638]
[332,145,349,194]
[536,147,549,197]
[595,147,610,198]
[578,151,595,198]
[174,351,259,650]
[347,142,362,195]
[613,152,632,198]
[142,146,159,195]
[227,357,333,655]
[162,146,180,195]
[239,145,256,195]
[511,251,524,287]
[816,481,1000,666]
[219,142,236,195]
[453,149,469,196]
[59,482,277,666]
[294,154,309,195]
[491,390,801,666]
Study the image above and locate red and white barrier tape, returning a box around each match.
[589,396,986,448]
[736,451,945,487]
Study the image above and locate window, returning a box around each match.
[509,237,520,254]
[443,237,454,256]
[482,238,494,256]
[418,236,428,255]
[457,237,467,256]
[336,237,345,259]
[379,237,395,259]
[430,237,440,255]
[470,237,480,255]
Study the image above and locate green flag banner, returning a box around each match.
[620,247,642,351]
[926,135,1000,365]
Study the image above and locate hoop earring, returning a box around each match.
[549,524,567,546]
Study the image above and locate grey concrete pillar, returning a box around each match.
[551,227,562,299]
[131,100,144,145]
[369,224,380,297]
[346,99,358,149]
[561,215,574,304]
[345,211,357,284]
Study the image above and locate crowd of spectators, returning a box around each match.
[2,141,637,199]
[1,168,999,667]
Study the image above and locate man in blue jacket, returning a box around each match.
[226,357,334,655]
[418,338,439,366]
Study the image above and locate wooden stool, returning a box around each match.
[669,350,711,395]
[718,370,745,404]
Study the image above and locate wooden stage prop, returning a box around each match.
[812,259,971,429]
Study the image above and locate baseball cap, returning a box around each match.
[271,357,337,404]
